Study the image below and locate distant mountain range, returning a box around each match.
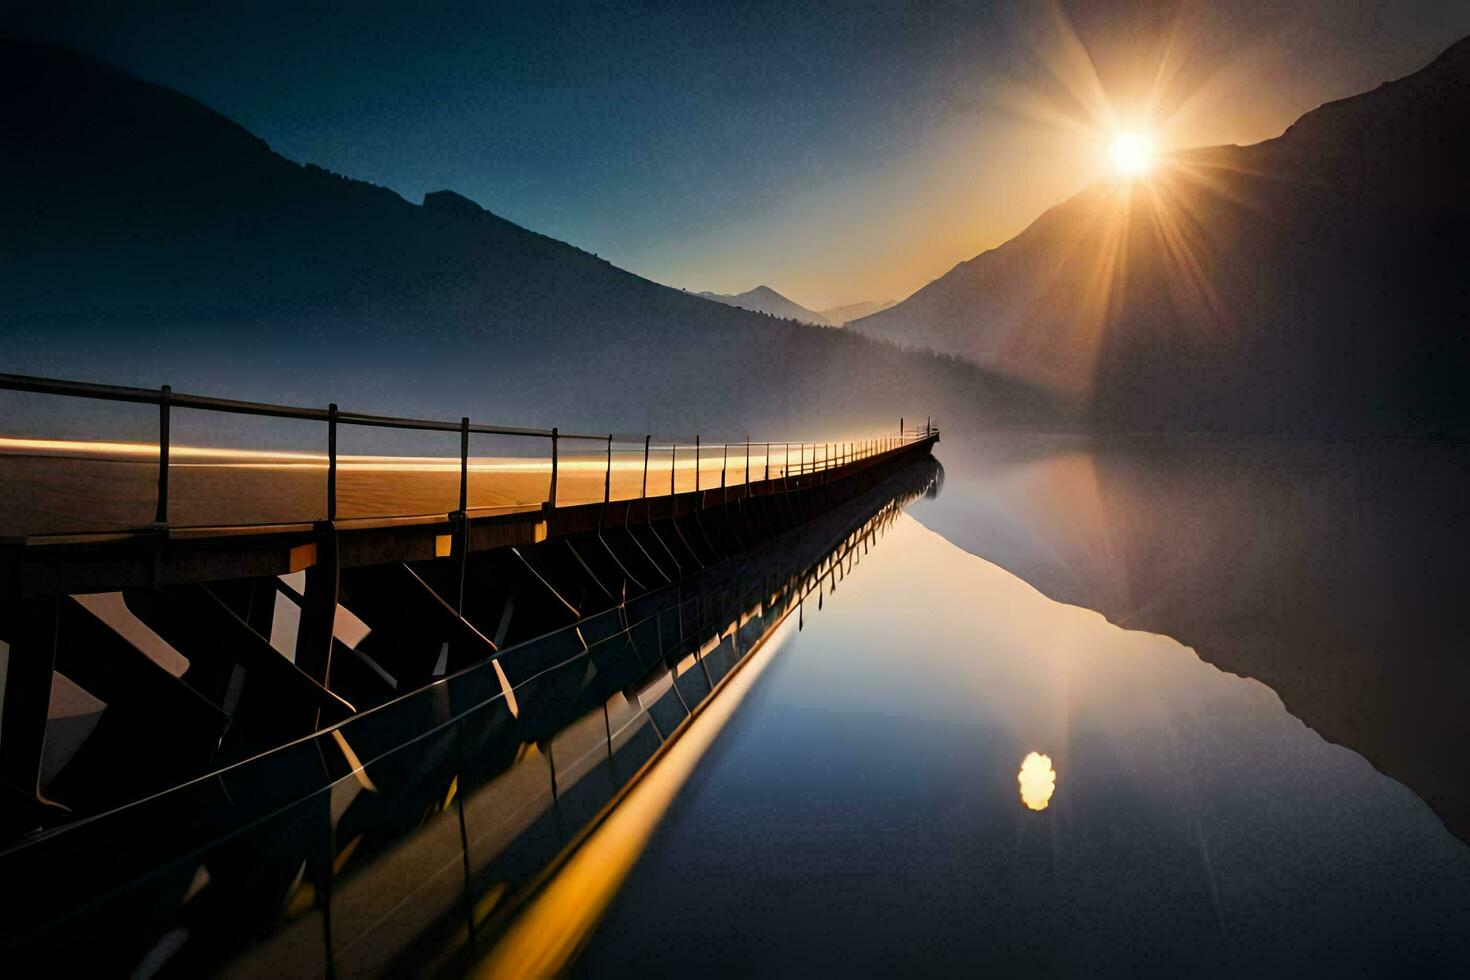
[0,37,1053,438]
[692,288,896,328]
[820,299,896,326]
[852,37,1470,434]
[694,286,833,326]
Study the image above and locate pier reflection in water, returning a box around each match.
[575,513,1470,977]
[0,457,940,978]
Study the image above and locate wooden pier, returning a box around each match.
[0,370,938,845]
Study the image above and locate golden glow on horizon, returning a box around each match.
[0,435,792,475]
[0,435,319,463]
[1018,751,1057,811]
[1107,131,1156,177]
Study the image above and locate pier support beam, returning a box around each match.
[0,596,61,831]
[295,522,340,688]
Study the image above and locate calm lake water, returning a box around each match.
[572,435,1470,976]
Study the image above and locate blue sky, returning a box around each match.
[7,1,1467,308]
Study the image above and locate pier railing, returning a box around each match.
[0,372,937,532]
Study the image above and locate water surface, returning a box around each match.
[572,436,1470,976]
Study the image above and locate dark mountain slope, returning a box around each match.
[852,37,1470,434]
[0,37,1052,438]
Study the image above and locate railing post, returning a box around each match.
[604,433,613,505]
[765,442,770,482]
[670,442,677,496]
[695,435,700,494]
[720,443,727,490]
[456,416,471,614]
[642,435,651,498]
[549,427,559,508]
[326,402,338,522]
[154,384,171,526]
[458,416,469,514]
[744,438,750,496]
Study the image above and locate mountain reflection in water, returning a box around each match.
[576,508,1470,976]
[911,434,1470,843]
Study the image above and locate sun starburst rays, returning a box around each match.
[977,0,1272,401]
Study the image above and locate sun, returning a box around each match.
[1018,751,1057,811]
[1107,131,1156,178]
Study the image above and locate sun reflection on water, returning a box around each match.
[1018,751,1057,811]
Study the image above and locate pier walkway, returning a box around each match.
[0,371,937,842]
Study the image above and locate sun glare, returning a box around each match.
[1107,131,1156,178]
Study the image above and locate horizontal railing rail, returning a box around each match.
[0,371,937,532]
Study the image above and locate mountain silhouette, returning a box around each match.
[0,37,1051,438]
[820,298,896,327]
[852,37,1470,434]
[696,285,833,326]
